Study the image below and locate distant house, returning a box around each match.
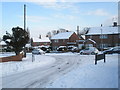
[32,37,50,47]
[85,25,120,50]
[0,41,7,51]
[50,32,80,50]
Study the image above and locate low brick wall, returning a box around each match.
[0,52,24,62]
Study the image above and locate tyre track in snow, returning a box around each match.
[2,55,81,88]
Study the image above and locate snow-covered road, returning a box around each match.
[1,53,118,88]
[2,55,81,88]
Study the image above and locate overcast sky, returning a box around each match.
[1,1,118,38]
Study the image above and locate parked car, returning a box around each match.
[38,46,51,53]
[71,47,79,52]
[67,46,79,52]
[57,46,67,52]
[80,47,99,55]
[32,49,45,55]
[67,46,75,51]
[103,46,120,54]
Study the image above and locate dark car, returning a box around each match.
[40,46,51,53]
[57,46,67,52]
[103,46,120,54]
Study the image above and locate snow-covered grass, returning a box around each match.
[1,53,56,77]
[0,52,15,57]
[46,54,118,88]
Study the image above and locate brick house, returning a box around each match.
[32,37,50,47]
[85,26,120,50]
[50,32,80,50]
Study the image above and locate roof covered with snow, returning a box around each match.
[85,39,96,44]
[51,32,74,40]
[86,26,118,35]
[33,37,50,42]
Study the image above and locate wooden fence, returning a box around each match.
[0,52,24,62]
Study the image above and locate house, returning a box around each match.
[0,41,7,52]
[32,37,51,47]
[50,32,80,50]
[83,38,97,47]
[85,24,120,50]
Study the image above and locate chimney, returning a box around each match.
[113,22,117,27]
[77,26,79,35]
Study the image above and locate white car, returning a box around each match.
[32,49,45,55]
[80,47,99,55]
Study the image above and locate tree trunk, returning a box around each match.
[23,47,26,57]
[15,51,20,55]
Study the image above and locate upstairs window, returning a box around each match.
[54,39,59,43]
[62,40,65,42]
[100,35,108,39]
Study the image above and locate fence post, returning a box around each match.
[32,54,35,62]
[95,53,97,65]
[104,53,106,63]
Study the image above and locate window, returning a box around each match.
[37,42,40,46]
[100,35,108,39]
[63,40,65,42]
[54,39,59,43]
[90,35,92,39]
[116,43,120,46]
[86,44,93,47]
[100,44,108,48]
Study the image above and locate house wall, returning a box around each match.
[85,34,120,50]
[68,33,79,42]
[51,32,80,50]
[32,42,50,46]
[51,39,68,50]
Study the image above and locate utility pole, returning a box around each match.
[24,4,26,32]
[24,4,26,57]
[77,26,80,36]
[101,24,103,51]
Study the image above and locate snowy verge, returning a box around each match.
[0,52,15,57]
[46,54,118,88]
[1,53,56,77]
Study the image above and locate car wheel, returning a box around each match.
[80,52,83,55]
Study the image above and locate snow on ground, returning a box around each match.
[0,52,15,57]
[46,52,79,56]
[0,52,118,88]
[0,53,56,77]
[46,54,118,88]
